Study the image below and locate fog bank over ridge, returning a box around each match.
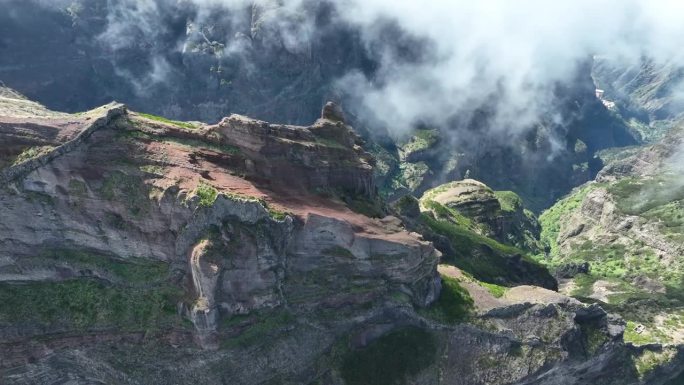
[4,0,684,146]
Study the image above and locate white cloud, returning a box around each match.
[18,0,684,143]
[334,0,684,137]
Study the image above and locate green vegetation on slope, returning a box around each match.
[193,182,291,221]
[399,128,439,157]
[421,183,542,253]
[423,211,517,257]
[196,182,219,207]
[480,281,508,298]
[608,176,684,222]
[99,170,151,216]
[39,249,170,285]
[315,186,387,218]
[632,347,678,379]
[494,190,523,213]
[11,145,55,166]
[421,200,551,287]
[347,194,386,218]
[539,183,597,256]
[221,310,295,349]
[122,129,239,155]
[419,274,474,324]
[340,327,437,385]
[0,279,184,331]
[539,176,684,345]
[0,249,181,332]
[457,270,509,298]
[323,246,355,259]
[422,200,474,229]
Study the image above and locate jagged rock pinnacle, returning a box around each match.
[321,101,345,123]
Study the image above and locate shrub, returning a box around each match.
[196,182,218,207]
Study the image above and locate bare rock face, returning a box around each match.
[0,94,442,381]
[215,103,374,198]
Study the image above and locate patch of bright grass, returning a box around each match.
[539,184,597,256]
[419,275,474,324]
[137,112,198,130]
[480,281,507,298]
[12,145,55,166]
[494,190,523,213]
[196,182,219,207]
[624,320,656,346]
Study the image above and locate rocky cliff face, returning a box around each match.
[0,88,680,384]
[0,91,441,379]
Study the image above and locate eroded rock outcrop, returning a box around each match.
[215,102,374,198]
